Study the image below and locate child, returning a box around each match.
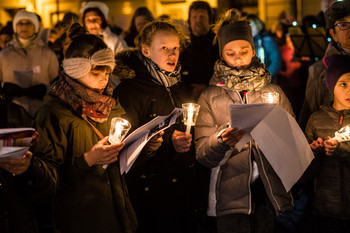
[305,54,350,233]
[194,9,294,233]
[35,23,138,233]
[113,21,210,233]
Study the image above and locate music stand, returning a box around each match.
[288,26,328,58]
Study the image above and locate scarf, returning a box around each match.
[50,73,116,123]
[141,55,181,88]
[214,56,271,92]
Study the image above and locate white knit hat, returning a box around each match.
[80,1,109,20]
[13,10,39,33]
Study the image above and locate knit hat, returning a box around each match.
[80,1,109,20]
[217,21,255,57]
[325,54,350,93]
[13,10,39,33]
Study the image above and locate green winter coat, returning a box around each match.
[35,94,137,233]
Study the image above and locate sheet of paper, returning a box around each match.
[119,108,183,174]
[230,104,276,151]
[0,147,28,160]
[229,103,314,192]
[251,106,314,192]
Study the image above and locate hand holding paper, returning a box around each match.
[229,103,314,192]
[220,127,246,147]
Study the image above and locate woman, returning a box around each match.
[35,23,140,233]
[122,7,154,47]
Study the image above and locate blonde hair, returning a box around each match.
[213,8,248,43]
[135,20,189,52]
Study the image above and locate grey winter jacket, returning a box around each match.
[305,106,350,219]
[194,69,294,217]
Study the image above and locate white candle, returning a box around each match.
[186,104,194,135]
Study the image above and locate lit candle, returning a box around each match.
[261,92,279,104]
[182,103,200,135]
[186,104,194,135]
[110,122,123,144]
[104,117,131,169]
[332,124,350,142]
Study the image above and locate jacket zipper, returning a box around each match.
[256,145,282,214]
[247,142,253,214]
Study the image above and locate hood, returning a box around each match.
[112,48,138,81]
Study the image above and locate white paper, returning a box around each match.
[229,104,314,192]
[119,108,183,174]
[0,128,35,160]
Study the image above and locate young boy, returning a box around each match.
[305,54,350,233]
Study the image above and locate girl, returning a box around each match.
[113,21,209,233]
[194,9,294,233]
[35,23,144,233]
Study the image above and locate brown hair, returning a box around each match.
[64,23,112,72]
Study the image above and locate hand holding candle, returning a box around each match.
[182,103,200,135]
[104,117,131,169]
[261,92,279,104]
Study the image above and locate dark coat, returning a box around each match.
[35,93,137,233]
[180,30,219,86]
[113,49,209,215]
[0,91,58,233]
[305,105,350,219]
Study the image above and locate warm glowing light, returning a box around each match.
[333,124,350,142]
[182,103,200,135]
[122,2,132,15]
[261,92,279,104]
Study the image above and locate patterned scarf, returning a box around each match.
[141,55,181,88]
[214,56,271,92]
[50,73,116,123]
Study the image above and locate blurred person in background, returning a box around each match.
[247,14,282,83]
[0,22,13,49]
[0,10,59,117]
[180,0,219,102]
[81,1,128,54]
[123,7,154,47]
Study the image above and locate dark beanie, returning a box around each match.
[325,54,350,93]
[217,21,255,56]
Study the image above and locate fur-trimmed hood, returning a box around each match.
[112,48,139,81]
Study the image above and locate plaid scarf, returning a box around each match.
[141,55,181,88]
[214,56,271,92]
[50,73,116,123]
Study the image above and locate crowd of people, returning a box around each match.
[0,0,350,233]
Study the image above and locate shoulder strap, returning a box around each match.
[83,116,105,140]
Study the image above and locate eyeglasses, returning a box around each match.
[334,22,350,31]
